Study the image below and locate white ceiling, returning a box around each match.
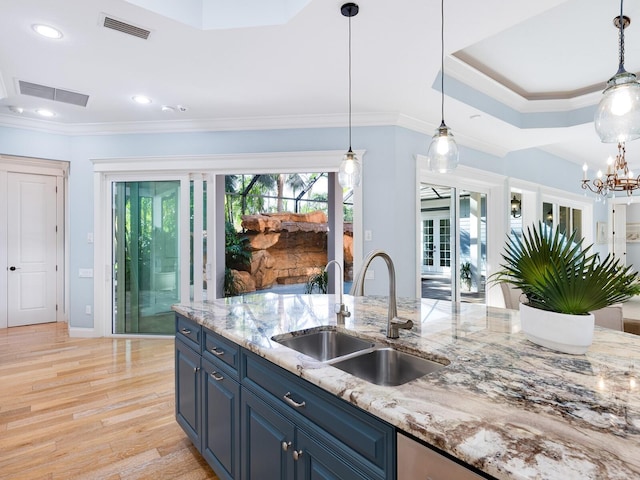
[0,0,638,170]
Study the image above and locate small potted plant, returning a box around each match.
[492,222,640,354]
[460,261,472,292]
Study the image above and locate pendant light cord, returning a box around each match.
[348,12,353,150]
[440,0,445,125]
[618,0,626,71]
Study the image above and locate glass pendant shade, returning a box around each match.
[339,149,361,188]
[427,123,459,173]
[595,71,640,143]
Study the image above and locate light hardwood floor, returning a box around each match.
[0,322,218,480]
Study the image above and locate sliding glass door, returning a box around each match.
[419,183,487,303]
[113,181,180,334]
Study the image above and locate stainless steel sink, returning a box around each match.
[330,348,448,386]
[274,329,375,361]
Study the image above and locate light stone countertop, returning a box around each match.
[173,292,640,480]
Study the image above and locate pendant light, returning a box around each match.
[594,0,640,143]
[426,0,459,173]
[338,3,361,188]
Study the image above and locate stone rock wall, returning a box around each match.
[237,211,352,291]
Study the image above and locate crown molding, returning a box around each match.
[0,111,402,136]
[445,56,600,114]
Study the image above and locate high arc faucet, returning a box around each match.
[324,260,351,325]
[350,250,413,339]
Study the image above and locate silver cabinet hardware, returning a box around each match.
[283,392,305,408]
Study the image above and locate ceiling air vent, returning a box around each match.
[18,80,89,107]
[101,14,151,40]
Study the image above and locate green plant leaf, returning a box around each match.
[491,222,640,314]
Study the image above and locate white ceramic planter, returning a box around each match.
[519,303,595,355]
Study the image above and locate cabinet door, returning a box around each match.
[295,430,373,480]
[202,358,240,480]
[175,339,201,449]
[241,388,295,480]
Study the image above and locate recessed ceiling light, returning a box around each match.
[8,106,24,114]
[32,24,63,39]
[35,108,55,117]
[161,105,175,112]
[132,95,152,105]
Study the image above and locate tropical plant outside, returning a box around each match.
[224,173,353,227]
[224,221,252,296]
[492,222,640,315]
[305,269,328,294]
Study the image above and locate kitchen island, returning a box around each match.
[173,292,640,479]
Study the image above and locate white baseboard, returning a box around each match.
[68,326,100,338]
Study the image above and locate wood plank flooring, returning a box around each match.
[0,322,218,480]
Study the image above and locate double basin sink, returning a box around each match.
[272,328,448,386]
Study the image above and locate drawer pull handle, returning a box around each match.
[180,328,191,334]
[210,347,224,356]
[281,441,291,452]
[293,450,303,461]
[283,392,305,408]
[210,371,224,381]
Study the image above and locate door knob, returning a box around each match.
[9,266,18,271]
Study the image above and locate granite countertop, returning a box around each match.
[173,293,640,480]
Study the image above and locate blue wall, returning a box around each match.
[0,124,591,329]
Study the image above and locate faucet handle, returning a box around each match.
[387,317,413,339]
[391,317,413,330]
[335,303,351,317]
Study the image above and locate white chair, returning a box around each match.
[592,304,624,331]
[500,283,523,310]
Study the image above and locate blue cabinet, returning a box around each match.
[175,313,396,480]
[241,350,394,480]
[175,335,201,449]
[241,388,295,480]
[295,429,372,480]
[202,356,240,480]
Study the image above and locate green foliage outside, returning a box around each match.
[224,221,252,297]
[460,261,471,289]
[305,269,328,294]
[223,173,353,227]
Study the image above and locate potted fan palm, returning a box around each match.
[492,222,640,354]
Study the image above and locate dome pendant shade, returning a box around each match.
[339,149,361,187]
[595,3,640,143]
[427,122,459,173]
[595,71,640,143]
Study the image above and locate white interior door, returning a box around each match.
[7,173,58,326]
[613,203,627,266]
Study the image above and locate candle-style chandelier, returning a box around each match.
[581,142,640,196]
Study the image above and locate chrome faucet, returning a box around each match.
[324,260,351,325]
[350,250,413,339]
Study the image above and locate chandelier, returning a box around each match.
[581,142,640,196]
